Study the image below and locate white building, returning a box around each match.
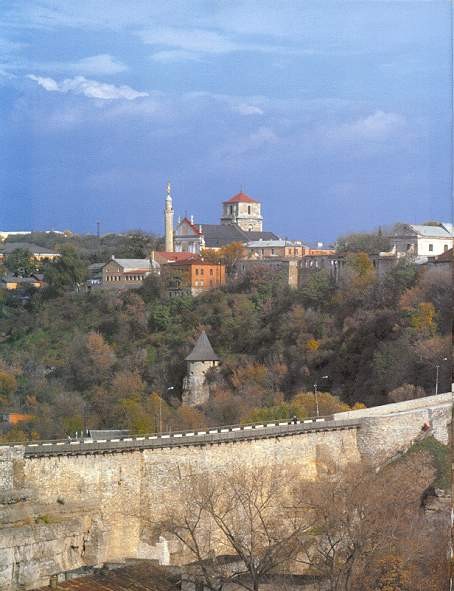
[390,223,453,258]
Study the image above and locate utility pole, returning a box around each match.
[313,383,320,418]
[313,375,329,418]
[435,357,448,395]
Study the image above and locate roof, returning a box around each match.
[201,224,246,247]
[200,224,279,248]
[107,258,154,271]
[185,331,220,362]
[0,242,58,255]
[153,251,199,264]
[1,275,43,284]
[397,224,453,238]
[33,561,178,591]
[247,240,303,248]
[224,191,258,204]
[166,258,222,267]
[433,248,453,262]
[179,217,203,235]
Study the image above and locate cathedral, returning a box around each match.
[164,185,278,254]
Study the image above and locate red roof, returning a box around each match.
[179,217,203,235]
[224,191,258,204]
[153,251,199,264]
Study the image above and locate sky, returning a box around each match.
[0,1,452,242]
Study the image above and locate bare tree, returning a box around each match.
[295,452,437,591]
[155,463,313,591]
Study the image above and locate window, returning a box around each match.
[210,268,213,275]
[195,268,199,275]
[210,280,213,287]
[229,205,233,215]
[271,248,275,255]
[428,244,433,252]
[200,268,204,275]
[248,205,251,214]
[295,248,299,255]
[444,244,449,252]
[406,244,412,251]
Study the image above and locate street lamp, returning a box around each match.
[313,375,329,418]
[159,386,175,432]
[435,358,448,395]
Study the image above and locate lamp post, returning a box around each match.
[160,386,175,432]
[435,358,448,395]
[313,375,329,418]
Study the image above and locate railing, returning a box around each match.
[3,416,361,457]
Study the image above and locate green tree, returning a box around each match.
[5,248,36,276]
[336,230,391,254]
[44,247,87,291]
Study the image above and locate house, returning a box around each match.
[390,223,453,258]
[102,257,158,288]
[166,187,279,255]
[246,239,306,259]
[0,242,60,263]
[1,274,45,290]
[160,258,226,297]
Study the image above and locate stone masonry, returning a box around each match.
[0,393,451,590]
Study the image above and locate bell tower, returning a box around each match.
[164,181,174,252]
[221,191,263,232]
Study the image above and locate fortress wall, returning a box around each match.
[355,401,451,463]
[1,393,452,590]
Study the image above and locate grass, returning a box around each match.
[405,436,450,490]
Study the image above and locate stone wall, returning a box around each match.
[0,393,451,590]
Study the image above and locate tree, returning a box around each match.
[336,231,391,255]
[5,248,36,276]
[44,246,87,291]
[202,242,244,274]
[296,452,436,591]
[155,463,311,591]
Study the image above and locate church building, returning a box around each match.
[164,186,278,255]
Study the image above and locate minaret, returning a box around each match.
[164,181,174,252]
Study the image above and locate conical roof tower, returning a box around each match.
[185,331,220,362]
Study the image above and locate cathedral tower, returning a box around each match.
[164,181,174,252]
[221,191,263,232]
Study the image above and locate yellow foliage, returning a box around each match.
[292,391,350,417]
[306,338,320,351]
[410,302,436,335]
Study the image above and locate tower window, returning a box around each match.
[229,205,233,215]
[248,205,251,214]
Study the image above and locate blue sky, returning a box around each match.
[0,1,452,242]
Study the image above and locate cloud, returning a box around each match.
[150,50,203,63]
[27,74,148,100]
[323,111,407,144]
[234,103,264,116]
[69,54,127,75]
[140,25,309,61]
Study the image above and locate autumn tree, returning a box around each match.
[296,451,436,591]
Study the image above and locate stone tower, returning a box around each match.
[221,191,263,232]
[164,181,174,252]
[182,331,220,406]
